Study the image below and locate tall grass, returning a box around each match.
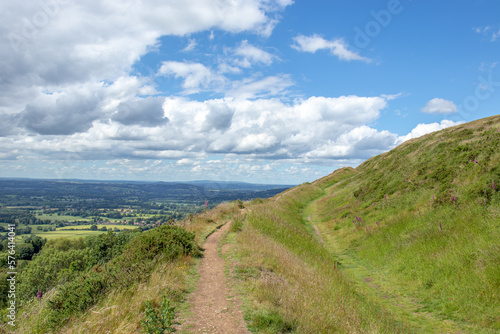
[229,181,411,333]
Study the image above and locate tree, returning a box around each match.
[25,235,46,254]
[90,224,98,231]
[17,243,35,260]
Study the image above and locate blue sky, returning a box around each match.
[0,0,499,184]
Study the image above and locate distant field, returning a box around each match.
[30,230,106,240]
[58,224,137,230]
[36,213,92,222]
[10,224,140,240]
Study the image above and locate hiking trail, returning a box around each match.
[177,222,249,334]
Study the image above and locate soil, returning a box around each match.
[177,222,249,333]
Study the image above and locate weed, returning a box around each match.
[140,295,179,334]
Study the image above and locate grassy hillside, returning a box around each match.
[223,115,500,333]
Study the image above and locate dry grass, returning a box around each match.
[59,256,193,334]
[231,224,410,333]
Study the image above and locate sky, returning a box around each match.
[0,0,499,185]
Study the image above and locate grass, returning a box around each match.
[307,115,500,332]
[35,213,93,222]
[222,115,500,333]
[57,224,137,230]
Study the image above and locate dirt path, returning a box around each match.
[178,222,249,334]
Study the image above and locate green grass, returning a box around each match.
[30,230,106,240]
[228,115,500,333]
[307,115,500,332]
[57,224,137,230]
[35,213,92,222]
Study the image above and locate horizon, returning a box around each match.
[0,176,296,187]
[1,1,499,184]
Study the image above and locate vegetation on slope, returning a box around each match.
[223,115,500,333]
[1,202,240,333]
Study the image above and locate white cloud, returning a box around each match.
[232,40,277,68]
[158,61,224,94]
[396,120,465,144]
[473,25,500,42]
[182,39,197,52]
[227,74,293,99]
[292,34,371,62]
[421,98,457,114]
[0,94,392,165]
[0,0,292,136]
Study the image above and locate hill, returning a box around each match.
[0,178,292,207]
[221,114,499,333]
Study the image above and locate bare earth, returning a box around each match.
[178,222,250,333]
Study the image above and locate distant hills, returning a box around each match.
[0,178,294,206]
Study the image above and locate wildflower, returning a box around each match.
[452,196,455,202]
[493,181,496,190]
[479,199,482,204]
[475,159,478,164]
[376,221,379,226]
[36,290,43,299]
[433,195,435,201]
[439,222,442,231]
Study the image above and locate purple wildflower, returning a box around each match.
[433,195,435,201]
[36,290,43,299]
[452,196,455,202]
[376,221,379,226]
[493,181,496,190]
[439,222,442,231]
[475,159,478,164]
[479,199,482,204]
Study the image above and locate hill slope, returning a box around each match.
[224,114,499,333]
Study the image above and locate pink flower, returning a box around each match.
[439,222,442,231]
[479,199,482,204]
[475,159,478,163]
[493,181,496,190]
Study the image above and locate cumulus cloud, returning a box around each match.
[227,74,293,99]
[396,120,464,144]
[0,0,292,133]
[421,98,457,114]
[292,34,371,62]
[111,97,168,127]
[232,40,277,68]
[158,61,224,94]
[0,94,392,164]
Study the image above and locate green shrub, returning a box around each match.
[140,295,178,334]
[43,225,199,329]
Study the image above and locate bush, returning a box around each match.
[44,225,199,330]
[140,295,178,334]
[17,243,34,260]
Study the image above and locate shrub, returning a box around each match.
[140,295,178,334]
